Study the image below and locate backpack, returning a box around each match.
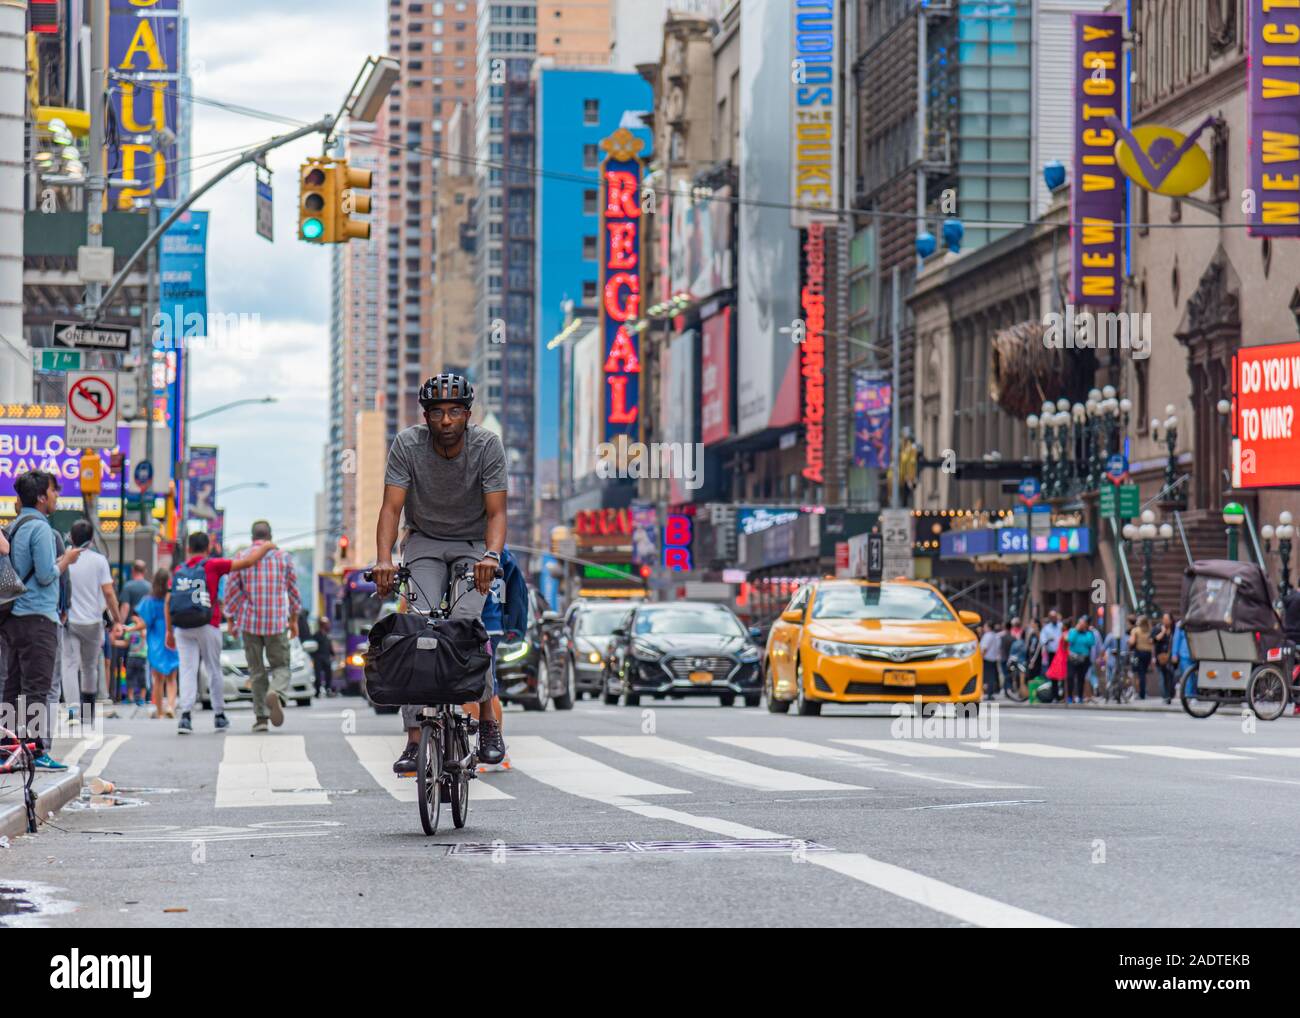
[0,516,41,624]
[168,557,213,629]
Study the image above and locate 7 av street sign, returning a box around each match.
[54,320,132,351]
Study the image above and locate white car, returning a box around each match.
[198,633,316,709]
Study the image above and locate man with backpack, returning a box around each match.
[0,471,83,769]
[164,531,274,735]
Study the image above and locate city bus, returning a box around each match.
[318,569,398,694]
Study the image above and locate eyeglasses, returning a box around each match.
[426,407,468,421]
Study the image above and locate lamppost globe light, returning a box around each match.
[1122,523,1138,540]
[1072,403,1085,420]
[1056,397,1070,412]
[1103,397,1118,414]
[1216,399,1231,415]
[1088,388,1102,402]
[1102,385,1117,400]
[1281,524,1296,540]
[1262,524,1276,540]
[1042,400,1055,415]
[1150,418,1161,433]
[1139,523,1157,539]
[1159,523,1174,540]
[1281,510,1294,526]
[1119,397,1132,414]
[1086,399,1099,414]
[1164,404,1176,416]
[1141,509,1155,525]
[1027,413,1039,429]
[1164,416,1177,430]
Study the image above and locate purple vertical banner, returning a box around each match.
[629,501,659,568]
[108,0,180,209]
[853,375,891,470]
[186,445,217,521]
[1070,12,1124,309]
[1248,0,1300,236]
[209,509,225,554]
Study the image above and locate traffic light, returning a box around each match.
[299,157,337,243]
[337,534,350,564]
[337,161,373,241]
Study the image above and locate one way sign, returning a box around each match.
[54,320,133,351]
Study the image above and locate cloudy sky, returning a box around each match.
[184,0,384,546]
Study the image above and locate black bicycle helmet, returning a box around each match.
[418,373,474,408]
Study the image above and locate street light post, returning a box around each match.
[1223,502,1245,561]
[1260,510,1294,599]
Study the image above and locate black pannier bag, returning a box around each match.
[364,612,492,706]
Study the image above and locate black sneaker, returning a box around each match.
[392,741,419,775]
[178,712,192,735]
[214,713,230,731]
[478,719,506,766]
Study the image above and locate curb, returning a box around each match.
[0,766,85,842]
[995,700,1182,714]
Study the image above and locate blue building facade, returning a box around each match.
[534,67,652,500]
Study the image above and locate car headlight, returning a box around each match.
[499,639,530,663]
[938,640,979,660]
[347,652,365,667]
[631,640,660,661]
[587,650,602,665]
[811,638,863,659]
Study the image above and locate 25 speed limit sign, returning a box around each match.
[65,371,118,448]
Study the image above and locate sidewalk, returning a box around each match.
[995,697,1183,713]
[0,758,84,842]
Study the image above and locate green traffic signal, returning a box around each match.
[302,217,324,240]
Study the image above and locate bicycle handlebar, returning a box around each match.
[362,562,503,583]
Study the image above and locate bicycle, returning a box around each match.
[0,726,39,834]
[363,561,497,836]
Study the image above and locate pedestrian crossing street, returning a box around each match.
[62,723,1300,811]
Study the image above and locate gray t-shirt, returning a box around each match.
[384,424,508,540]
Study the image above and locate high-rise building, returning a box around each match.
[534,65,651,542]
[382,0,478,441]
[327,124,385,562]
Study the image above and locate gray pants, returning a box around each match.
[400,532,491,729]
[62,621,105,701]
[245,631,292,720]
[175,624,225,714]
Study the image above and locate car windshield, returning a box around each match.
[634,608,744,637]
[811,584,955,622]
[576,608,630,636]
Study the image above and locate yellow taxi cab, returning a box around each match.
[763,577,983,715]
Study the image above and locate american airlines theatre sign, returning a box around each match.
[598,128,646,447]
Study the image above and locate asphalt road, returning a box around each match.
[3,696,1299,928]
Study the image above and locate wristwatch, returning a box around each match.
[483,550,502,563]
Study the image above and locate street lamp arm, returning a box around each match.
[89,114,336,321]
[187,396,277,424]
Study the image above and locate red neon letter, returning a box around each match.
[606,220,637,269]
[605,170,640,218]
[606,374,638,424]
[604,273,640,322]
[603,326,641,373]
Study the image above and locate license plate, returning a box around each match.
[689,670,713,684]
[882,670,916,687]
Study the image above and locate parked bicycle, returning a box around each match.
[0,726,39,834]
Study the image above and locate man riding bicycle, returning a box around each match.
[372,373,508,772]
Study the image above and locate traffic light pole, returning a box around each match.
[86,114,336,322]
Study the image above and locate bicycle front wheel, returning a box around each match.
[448,719,471,829]
[417,723,443,835]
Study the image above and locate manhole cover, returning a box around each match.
[447,838,831,856]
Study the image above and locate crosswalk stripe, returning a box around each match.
[84,734,130,777]
[710,736,883,765]
[1232,747,1300,758]
[507,735,689,798]
[216,736,329,808]
[832,739,989,759]
[584,736,864,791]
[1096,744,1249,760]
[346,736,512,801]
[970,742,1124,759]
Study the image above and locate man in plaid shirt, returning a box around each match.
[224,521,301,731]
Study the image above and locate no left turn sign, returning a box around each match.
[66,370,118,448]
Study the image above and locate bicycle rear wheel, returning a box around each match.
[417,723,442,835]
[448,719,471,829]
